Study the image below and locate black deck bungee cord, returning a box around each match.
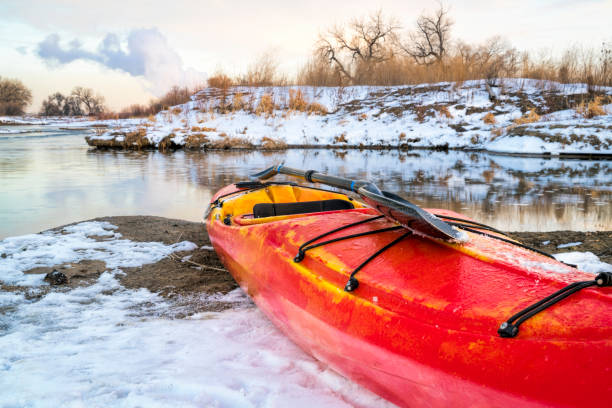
[498,272,612,338]
[344,231,413,292]
[293,215,385,262]
[227,182,610,338]
[294,225,402,262]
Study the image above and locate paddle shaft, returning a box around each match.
[249,164,463,241]
[256,164,373,193]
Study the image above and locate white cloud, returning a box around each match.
[35,28,206,95]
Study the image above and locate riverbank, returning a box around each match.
[82,79,612,155]
[1,215,395,407]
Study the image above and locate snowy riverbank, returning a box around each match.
[1,216,610,406]
[83,79,611,156]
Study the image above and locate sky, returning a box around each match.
[0,0,610,111]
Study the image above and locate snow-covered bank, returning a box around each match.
[85,79,612,155]
[0,221,392,407]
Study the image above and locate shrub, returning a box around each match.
[256,94,276,116]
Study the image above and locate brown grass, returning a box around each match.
[256,94,276,116]
[184,133,209,149]
[514,109,541,125]
[483,112,496,124]
[289,89,308,111]
[207,74,233,89]
[491,127,504,138]
[437,105,453,119]
[306,101,328,115]
[333,133,348,143]
[260,136,287,149]
[575,96,607,119]
[209,133,254,149]
[232,93,245,111]
[171,107,183,115]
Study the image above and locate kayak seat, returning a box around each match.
[253,199,354,218]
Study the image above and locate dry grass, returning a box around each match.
[184,133,209,149]
[256,94,276,116]
[514,109,541,125]
[209,133,254,149]
[491,127,504,138]
[232,93,245,111]
[288,89,308,111]
[286,89,328,115]
[483,112,497,124]
[207,74,233,89]
[333,133,348,143]
[190,126,217,132]
[306,101,328,115]
[575,96,607,119]
[437,105,453,119]
[171,107,183,115]
[260,136,287,149]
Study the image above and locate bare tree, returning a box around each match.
[398,4,453,65]
[0,77,32,115]
[71,86,105,116]
[317,10,400,83]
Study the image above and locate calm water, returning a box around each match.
[1,125,610,238]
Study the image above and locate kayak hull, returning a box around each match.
[206,183,612,407]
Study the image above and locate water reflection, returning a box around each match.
[0,126,610,238]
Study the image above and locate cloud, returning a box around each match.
[15,46,28,55]
[35,28,206,95]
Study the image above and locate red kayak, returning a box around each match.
[206,179,611,407]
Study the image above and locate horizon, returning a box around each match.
[1,0,611,112]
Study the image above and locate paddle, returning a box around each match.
[249,164,465,241]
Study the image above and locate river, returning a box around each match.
[0,125,610,238]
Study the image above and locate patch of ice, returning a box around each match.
[557,242,582,249]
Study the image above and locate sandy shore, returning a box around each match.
[14,216,611,312]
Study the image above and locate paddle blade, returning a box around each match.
[249,165,279,181]
[357,187,465,241]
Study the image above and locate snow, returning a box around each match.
[84,79,612,155]
[0,222,392,408]
[553,252,612,273]
[0,221,197,286]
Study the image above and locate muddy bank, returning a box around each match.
[15,216,611,309]
[508,230,612,264]
[84,137,612,159]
